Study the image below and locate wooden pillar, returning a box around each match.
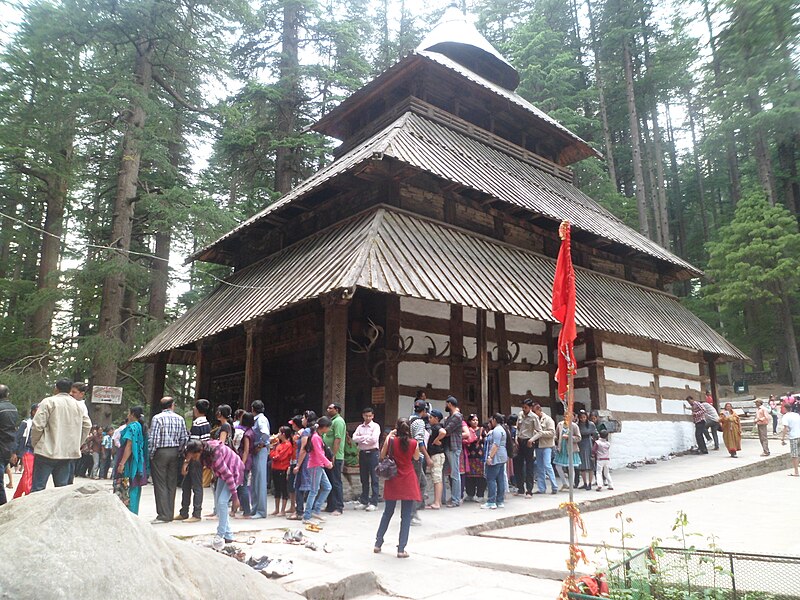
[384,296,400,424]
[546,322,558,410]
[148,354,168,418]
[322,294,349,416]
[243,320,264,410]
[706,354,719,407]
[449,305,464,402]
[477,309,489,423]
[495,313,512,415]
[585,330,607,412]
[651,341,662,414]
[195,340,212,401]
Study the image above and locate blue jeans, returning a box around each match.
[31,455,71,492]
[304,467,332,520]
[326,458,344,511]
[215,480,234,540]
[445,447,462,505]
[236,470,251,516]
[536,447,558,492]
[485,462,506,504]
[359,450,380,506]
[375,499,414,553]
[295,489,306,516]
[250,449,269,517]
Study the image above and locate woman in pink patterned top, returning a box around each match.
[184,439,244,543]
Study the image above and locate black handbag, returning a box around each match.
[376,438,397,480]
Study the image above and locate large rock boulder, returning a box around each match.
[0,483,302,600]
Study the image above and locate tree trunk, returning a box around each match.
[30,130,74,352]
[586,0,617,190]
[686,94,709,246]
[778,139,800,213]
[778,284,800,386]
[92,40,154,423]
[743,302,763,371]
[641,116,662,245]
[623,38,650,239]
[274,1,301,195]
[568,0,592,120]
[749,96,778,206]
[702,0,741,206]
[29,177,66,348]
[664,103,683,242]
[650,107,671,249]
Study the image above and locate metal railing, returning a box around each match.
[591,545,800,600]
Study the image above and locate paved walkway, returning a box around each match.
[108,437,792,598]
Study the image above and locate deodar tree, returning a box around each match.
[706,196,800,386]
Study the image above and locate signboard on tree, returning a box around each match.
[92,385,123,405]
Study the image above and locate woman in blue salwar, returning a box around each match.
[116,406,149,514]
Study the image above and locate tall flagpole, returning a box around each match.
[566,371,576,581]
[553,219,579,593]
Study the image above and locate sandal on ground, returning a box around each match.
[286,514,302,520]
[305,523,323,532]
[425,505,440,510]
[397,551,409,558]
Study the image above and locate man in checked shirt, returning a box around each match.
[148,397,189,524]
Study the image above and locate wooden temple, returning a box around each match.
[133,8,745,466]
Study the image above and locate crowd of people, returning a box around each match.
[3,379,800,556]
[685,391,800,469]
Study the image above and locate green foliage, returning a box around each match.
[706,195,800,306]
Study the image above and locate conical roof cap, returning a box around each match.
[416,5,520,90]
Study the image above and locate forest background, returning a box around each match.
[0,0,797,418]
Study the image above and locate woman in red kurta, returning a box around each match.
[373,419,421,558]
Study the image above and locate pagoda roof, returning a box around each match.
[312,50,599,165]
[135,207,745,362]
[192,110,698,279]
[415,5,520,90]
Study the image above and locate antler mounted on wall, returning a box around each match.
[491,341,521,365]
[424,335,450,362]
[462,340,477,362]
[347,318,383,355]
[371,334,415,385]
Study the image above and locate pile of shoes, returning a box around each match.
[282,529,304,544]
[246,555,294,578]
[220,545,247,562]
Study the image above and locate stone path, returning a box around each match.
[102,437,795,598]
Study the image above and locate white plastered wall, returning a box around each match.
[600,340,705,465]
[607,420,695,469]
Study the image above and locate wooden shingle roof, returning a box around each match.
[135,207,745,362]
[192,111,699,278]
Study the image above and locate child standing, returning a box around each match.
[178,399,211,522]
[269,426,294,516]
[593,431,613,491]
[425,409,446,509]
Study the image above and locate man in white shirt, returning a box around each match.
[31,379,92,492]
[780,403,800,477]
[352,407,381,511]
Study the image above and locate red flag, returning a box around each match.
[552,221,577,403]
